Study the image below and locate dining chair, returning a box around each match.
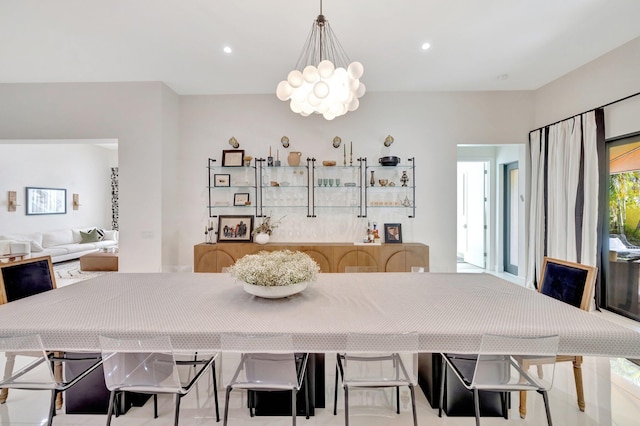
[439,334,560,426]
[99,335,219,426]
[518,257,597,419]
[221,333,309,426]
[0,256,65,409]
[0,334,103,426]
[333,332,418,426]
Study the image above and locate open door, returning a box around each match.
[457,162,487,268]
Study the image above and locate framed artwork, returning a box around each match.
[384,223,402,243]
[214,174,231,187]
[222,149,245,167]
[217,215,253,242]
[25,187,67,215]
[234,193,250,206]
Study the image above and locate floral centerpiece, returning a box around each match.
[228,250,320,298]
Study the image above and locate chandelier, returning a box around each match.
[276,1,365,120]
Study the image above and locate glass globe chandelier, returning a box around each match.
[276,0,365,120]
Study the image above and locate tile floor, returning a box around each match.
[1,349,639,425]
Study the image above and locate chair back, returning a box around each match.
[0,334,56,388]
[538,257,597,310]
[99,335,182,393]
[344,332,419,385]
[221,333,298,388]
[0,256,56,304]
[472,334,559,391]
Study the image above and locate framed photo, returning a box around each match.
[25,187,67,215]
[384,223,403,243]
[217,215,254,242]
[214,174,231,187]
[222,149,245,167]
[234,193,250,206]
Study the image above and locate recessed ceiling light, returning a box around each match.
[223,46,233,54]
[421,42,431,51]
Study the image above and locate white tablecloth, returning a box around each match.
[1,272,639,357]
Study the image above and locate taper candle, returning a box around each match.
[350,141,352,155]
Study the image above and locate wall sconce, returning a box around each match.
[281,136,290,148]
[7,191,19,212]
[384,135,394,147]
[73,193,81,210]
[332,136,342,148]
[228,137,239,148]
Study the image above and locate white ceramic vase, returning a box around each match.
[243,281,308,299]
[255,233,270,245]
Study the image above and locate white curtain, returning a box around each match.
[526,111,600,288]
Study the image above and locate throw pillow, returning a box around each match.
[95,228,105,241]
[80,229,100,243]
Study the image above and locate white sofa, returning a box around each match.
[0,228,118,263]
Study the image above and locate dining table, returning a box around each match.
[0,271,639,357]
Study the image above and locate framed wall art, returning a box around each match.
[222,149,245,167]
[234,193,250,206]
[384,223,402,243]
[25,187,67,215]
[217,215,254,242]
[214,174,231,187]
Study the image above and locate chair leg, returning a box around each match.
[396,386,400,414]
[212,360,220,422]
[53,353,64,410]
[540,390,553,426]
[174,394,181,426]
[0,353,16,404]
[291,389,297,426]
[344,386,349,426]
[46,390,57,426]
[473,388,481,426]
[438,355,446,417]
[154,394,158,418]
[409,385,418,426]
[106,390,117,426]
[333,361,339,415]
[573,357,585,412]
[519,390,527,418]
[223,387,232,426]
[304,367,310,419]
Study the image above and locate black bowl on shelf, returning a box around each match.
[379,156,400,166]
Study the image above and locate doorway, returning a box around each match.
[457,161,488,270]
[504,162,519,275]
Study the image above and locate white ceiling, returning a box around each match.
[2,0,640,95]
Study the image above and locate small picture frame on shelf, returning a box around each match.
[222,149,245,167]
[384,223,402,243]
[217,215,253,242]
[214,174,231,187]
[234,193,250,206]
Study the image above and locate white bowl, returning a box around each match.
[242,281,308,299]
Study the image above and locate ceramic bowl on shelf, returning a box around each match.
[379,156,400,166]
[322,160,337,166]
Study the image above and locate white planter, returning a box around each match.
[243,281,308,299]
[254,233,270,245]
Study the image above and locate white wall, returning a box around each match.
[0,143,115,234]
[535,36,640,138]
[179,91,534,272]
[0,82,178,272]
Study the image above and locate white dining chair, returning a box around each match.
[221,333,309,426]
[334,332,419,426]
[438,334,560,426]
[99,335,219,426]
[0,334,102,426]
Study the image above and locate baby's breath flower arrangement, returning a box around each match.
[229,250,320,287]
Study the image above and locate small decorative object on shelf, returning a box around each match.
[370,170,375,186]
[205,220,215,244]
[401,171,409,187]
[287,151,302,166]
[244,155,253,166]
[228,250,320,299]
[402,196,411,207]
[252,215,283,244]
